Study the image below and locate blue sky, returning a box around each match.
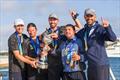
[0,0,120,51]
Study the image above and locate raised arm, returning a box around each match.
[101,17,117,41]
[70,10,83,31]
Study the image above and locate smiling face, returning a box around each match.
[84,14,96,26]
[15,24,24,34]
[27,26,37,38]
[64,26,75,39]
[48,18,59,29]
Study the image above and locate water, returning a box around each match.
[0,68,8,80]
[0,57,120,80]
[109,57,120,80]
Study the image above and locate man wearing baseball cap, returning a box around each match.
[49,13,58,19]
[84,8,96,16]
[41,11,82,80]
[8,18,37,80]
[76,8,116,80]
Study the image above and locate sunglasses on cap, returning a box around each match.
[86,14,94,17]
[16,25,24,27]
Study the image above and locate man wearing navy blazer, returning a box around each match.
[76,8,117,80]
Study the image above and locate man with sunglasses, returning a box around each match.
[8,19,36,80]
[76,8,117,80]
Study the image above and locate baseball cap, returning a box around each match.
[49,13,58,19]
[84,8,96,16]
[14,18,24,26]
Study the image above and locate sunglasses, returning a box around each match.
[86,14,94,17]
[16,25,24,27]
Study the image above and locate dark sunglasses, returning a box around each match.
[86,14,94,17]
[16,25,24,27]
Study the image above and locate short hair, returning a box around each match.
[27,23,37,31]
[65,24,75,31]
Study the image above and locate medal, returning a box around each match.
[65,48,69,55]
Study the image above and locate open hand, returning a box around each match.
[101,17,109,28]
[70,10,78,19]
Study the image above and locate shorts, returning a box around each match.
[63,71,86,80]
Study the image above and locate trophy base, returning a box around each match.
[37,62,48,69]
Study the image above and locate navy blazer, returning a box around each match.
[76,21,117,66]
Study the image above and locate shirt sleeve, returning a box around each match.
[8,37,19,51]
[22,39,29,56]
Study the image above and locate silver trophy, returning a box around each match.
[36,54,48,69]
[36,45,49,69]
[36,29,52,69]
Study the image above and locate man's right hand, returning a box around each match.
[70,10,77,19]
[70,10,79,20]
[50,33,58,39]
[72,53,80,61]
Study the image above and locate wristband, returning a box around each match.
[73,13,79,20]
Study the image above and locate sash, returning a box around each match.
[48,27,59,49]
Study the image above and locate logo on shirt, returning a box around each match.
[30,44,34,50]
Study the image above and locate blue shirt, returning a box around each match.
[59,36,85,72]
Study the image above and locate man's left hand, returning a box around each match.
[101,17,109,28]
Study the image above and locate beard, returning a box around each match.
[50,23,57,29]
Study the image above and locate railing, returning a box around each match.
[110,67,116,80]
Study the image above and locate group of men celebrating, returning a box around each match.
[8,8,117,80]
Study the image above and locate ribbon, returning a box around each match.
[15,32,23,55]
[30,36,40,56]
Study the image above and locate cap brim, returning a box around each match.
[49,17,58,19]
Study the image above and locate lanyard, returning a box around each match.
[84,27,91,51]
[84,32,88,51]
[48,27,59,49]
[89,26,96,36]
[30,36,40,56]
[15,32,23,55]
[64,37,78,57]
[84,25,97,51]
[63,37,78,65]
[48,27,59,34]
